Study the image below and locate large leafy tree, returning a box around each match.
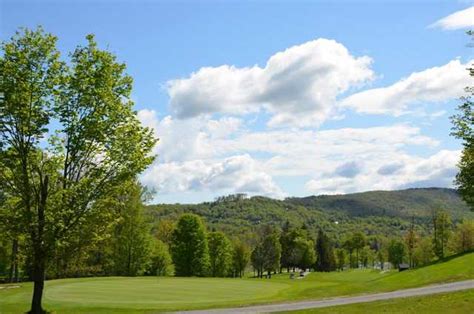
[207,231,233,277]
[451,32,474,211]
[170,214,210,276]
[0,28,156,313]
[109,181,153,276]
[387,239,405,267]
[231,240,250,278]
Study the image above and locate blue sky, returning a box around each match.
[1,0,473,203]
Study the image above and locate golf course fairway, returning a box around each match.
[1,253,473,313]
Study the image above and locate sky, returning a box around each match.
[1,0,474,203]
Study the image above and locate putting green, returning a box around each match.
[42,277,289,308]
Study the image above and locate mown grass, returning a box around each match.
[284,289,474,314]
[0,253,472,313]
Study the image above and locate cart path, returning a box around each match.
[174,280,474,314]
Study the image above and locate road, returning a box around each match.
[174,280,474,314]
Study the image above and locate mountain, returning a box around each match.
[147,188,473,242]
[286,188,470,219]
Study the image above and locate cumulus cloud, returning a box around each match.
[431,6,474,30]
[340,59,473,115]
[141,154,285,198]
[138,110,459,199]
[138,109,242,162]
[167,38,374,127]
[305,150,461,195]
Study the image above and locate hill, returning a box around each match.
[286,188,470,219]
[147,188,473,241]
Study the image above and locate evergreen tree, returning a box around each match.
[315,230,335,272]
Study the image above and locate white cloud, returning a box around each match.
[138,109,243,162]
[340,59,473,115]
[141,154,285,198]
[431,6,474,30]
[138,111,458,200]
[167,38,374,127]
[305,150,460,195]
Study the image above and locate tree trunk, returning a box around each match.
[30,247,46,314]
[8,238,18,283]
[30,175,49,314]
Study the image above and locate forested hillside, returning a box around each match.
[147,188,473,242]
[286,188,470,219]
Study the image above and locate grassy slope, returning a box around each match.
[284,290,474,314]
[0,253,472,313]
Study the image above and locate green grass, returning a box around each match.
[284,290,474,313]
[1,253,473,313]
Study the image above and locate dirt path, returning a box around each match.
[174,280,474,314]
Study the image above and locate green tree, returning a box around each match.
[294,237,316,270]
[351,232,366,268]
[432,210,452,259]
[0,28,156,313]
[232,241,250,278]
[387,239,405,267]
[413,237,434,266]
[155,219,175,245]
[208,231,233,277]
[451,35,473,210]
[449,220,474,253]
[335,248,346,271]
[251,243,265,278]
[147,239,173,276]
[315,230,336,272]
[170,214,210,276]
[343,237,355,268]
[261,231,281,278]
[109,181,152,276]
[404,220,418,268]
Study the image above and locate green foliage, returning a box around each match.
[251,227,282,277]
[146,239,173,276]
[387,239,406,267]
[449,219,474,254]
[315,230,335,272]
[280,222,306,271]
[432,210,452,259]
[451,38,473,210]
[207,231,233,277]
[335,249,346,271]
[108,181,152,276]
[413,237,434,266]
[295,237,316,270]
[232,241,250,278]
[170,214,210,276]
[0,27,156,311]
[262,230,282,276]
